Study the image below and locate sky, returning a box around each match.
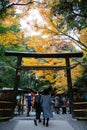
[20,8,45,36]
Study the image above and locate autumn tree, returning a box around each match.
[51,0,87,50]
[0,0,86,93]
[0,1,26,89]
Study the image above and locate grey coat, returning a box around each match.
[41,94,53,118]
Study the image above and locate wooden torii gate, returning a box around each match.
[5,51,83,117]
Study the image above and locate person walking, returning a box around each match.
[26,93,32,116]
[40,88,53,127]
[61,97,67,114]
[54,96,60,114]
[34,92,42,126]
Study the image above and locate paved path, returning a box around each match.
[0,118,74,130]
[0,120,74,130]
[0,112,87,130]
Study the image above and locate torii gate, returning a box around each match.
[5,51,83,117]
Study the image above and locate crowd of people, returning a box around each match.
[16,88,70,127]
[51,95,69,114]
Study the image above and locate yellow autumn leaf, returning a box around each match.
[80,28,87,46]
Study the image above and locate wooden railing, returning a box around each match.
[0,90,14,121]
[73,101,87,120]
[0,101,14,121]
[0,89,27,121]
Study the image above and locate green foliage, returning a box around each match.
[0,44,33,89]
[51,0,87,30]
[0,66,15,88]
[0,46,16,89]
[0,0,9,17]
[9,25,20,33]
[38,80,51,91]
[0,45,5,55]
[0,23,9,33]
[0,23,20,34]
[19,72,31,89]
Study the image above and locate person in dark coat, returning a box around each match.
[34,92,42,126]
[61,97,67,114]
[26,93,32,116]
[40,88,53,127]
[54,96,60,114]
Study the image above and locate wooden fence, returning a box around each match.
[73,100,87,120]
[0,101,13,120]
[0,89,27,121]
[0,90,14,121]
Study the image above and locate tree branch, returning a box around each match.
[42,15,87,51]
[6,0,32,8]
[73,11,87,18]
